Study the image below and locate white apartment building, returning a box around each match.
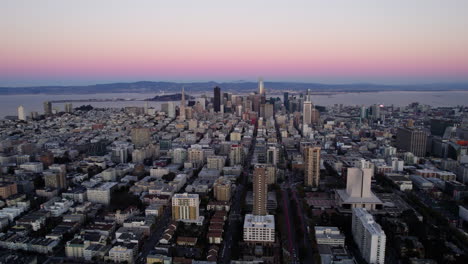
[314,226,345,246]
[172,148,188,164]
[18,105,26,121]
[243,214,275,243]
[44,199,74,217]
[352,208,386,264]
[108,244,137,263]
[19,162,44,173]
[87,182,117,205]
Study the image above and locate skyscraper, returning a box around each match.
[305,88,312,101]
[179,86,186,121]
[396,127,428,157]
[172,193,200,222]
[264,103,274,119]
[283,92,289,111]
[229,144,244,166]
[304,146,321,187]
[43,101,52,116]
[311,108,320,124]
[253,165,267,215]
[303,101,312,125]
[64,103,73,113]
[370,104,381,120]
[213,86,221,112]
[258,77,264,95]
[17,105,26,121]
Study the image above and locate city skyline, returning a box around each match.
[2,0,468,86]
[1,1,468,263]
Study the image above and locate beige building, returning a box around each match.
[108,244,137,263]
[229,144,244,166]
[188,147,204,167]
[207,156,226,171]
[0,182,17,199]
[131,127,151,148]
[65,238,88,259]
[303,101,312,125]
[44,170,67,190]
[230,131,242,141]
[265,165,277,185]
[304,146,321,187]
[213,177,232,201]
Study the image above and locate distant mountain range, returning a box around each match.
[1,81,467,95]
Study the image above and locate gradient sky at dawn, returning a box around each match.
[1,0,468,86]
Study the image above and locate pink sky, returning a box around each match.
[1,0,468,86]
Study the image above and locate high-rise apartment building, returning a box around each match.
[17,105,26,121]
[243,214,275,243]
[396,127,428,157]
[213,86,221,112]
[213,177,231,201]
[44,164,67,190]
[179,86,186,121]
[352,208,386,264]
[253,165,268,215]
[311,108,320,124]
[370,104,381,120]
[172,193,203,224]
[229,144,244,166]
[283,92,289,111]
[43,101,52,116]
[173,148,188,164]
[265,164,277,185]
[304,146,321,187]
[64,103,73,113]
[264,103,274,119]
[303,101,312,125]
[188,146,204,167]
[167,102,176,118]
[266,146,279,165]
[207,156,226,171]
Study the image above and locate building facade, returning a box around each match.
[352,208,386,264]
[304,146,321,187]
